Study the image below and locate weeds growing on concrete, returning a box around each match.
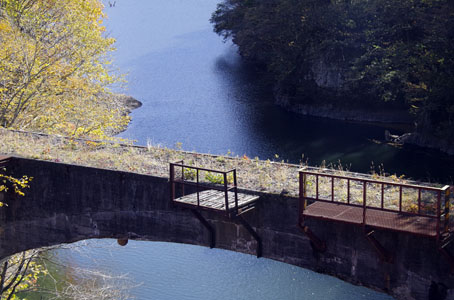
[0,128,452,220]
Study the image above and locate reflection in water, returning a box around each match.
[53,240,393,300]
[108,0,453,182]
[38,1,447,298]
[209,49,454,181]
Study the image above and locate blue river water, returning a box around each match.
[48,0,454,298]
[55,239,392,300]
[110,0,454,182]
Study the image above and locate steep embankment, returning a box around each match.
[112,94,142,135]
[210,0,454,154]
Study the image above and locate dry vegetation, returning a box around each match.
[0,128,301,196]
[0,128,452,218]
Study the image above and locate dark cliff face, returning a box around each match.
[211,0,454,151]
[1,156,453,300]
[309,58,345,90]
[274,92,413,124]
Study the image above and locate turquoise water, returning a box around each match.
[44,0,454,298]
[54,239,393,300]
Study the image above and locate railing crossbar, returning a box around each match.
[303,197,439,219]
[300,170,448,192]
[170,162,235,175]
[299,170,448,229]
[170,161,239,217]
[172,179,236,191]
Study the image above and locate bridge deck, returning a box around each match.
[303,201,437,237]
[174,189,259,212]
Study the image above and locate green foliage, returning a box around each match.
[211,0,454,141]
[183,167,196,180]
[215,156,226,164]
[0,0,128,139]
[205,172,233,185]
[0,251,47,299]
[182,166,233,184]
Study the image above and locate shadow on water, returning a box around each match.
[50,239,394,300]
[109,0,453,181]
[32,1,445,299]
[210,46,454,182]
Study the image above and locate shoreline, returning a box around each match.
[112,93,142,136]
[274,91,454,156]
[114,90,454,156]
[275,92,413,124]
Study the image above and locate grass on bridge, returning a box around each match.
[0,128,452,222]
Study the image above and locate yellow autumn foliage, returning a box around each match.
[0,0,129,139]
[0,167,32,207]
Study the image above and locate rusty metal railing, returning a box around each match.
[170,161,239,215]
[299,167,451,241]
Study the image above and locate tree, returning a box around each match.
[211,0,454,142]
[0,0,129,139]
[1,168,131,299]
[0,250,46,300]
[0,245,134,300]
[0,167,31,207]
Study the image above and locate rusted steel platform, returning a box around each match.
[169,161,262,256]
[169,161,261,216]
[303,201,438,237]
[299,167,450,239]
[174,189,259,212]
[298,167,453,265]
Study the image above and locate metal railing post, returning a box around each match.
[436,191,441,242]
[381,183,384,209]
[181,163,185,196]
[444,186,451,233]
[362,181,367,225]
[347,178,350,204]
[196,168,200,207]
[331,176,334,202]
[316,175,319,200]
[418,188,421,215]
[224,172,229,214]
[299,172,304,225]
[233,169,238,213]
[170,163,175,201]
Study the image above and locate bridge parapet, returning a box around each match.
[0,156,452,299]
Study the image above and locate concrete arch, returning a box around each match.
[0,157,452,299]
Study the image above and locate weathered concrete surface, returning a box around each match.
[0,157,452,300]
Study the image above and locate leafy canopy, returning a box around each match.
[0,0,129,138]
[211,0,454,140]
